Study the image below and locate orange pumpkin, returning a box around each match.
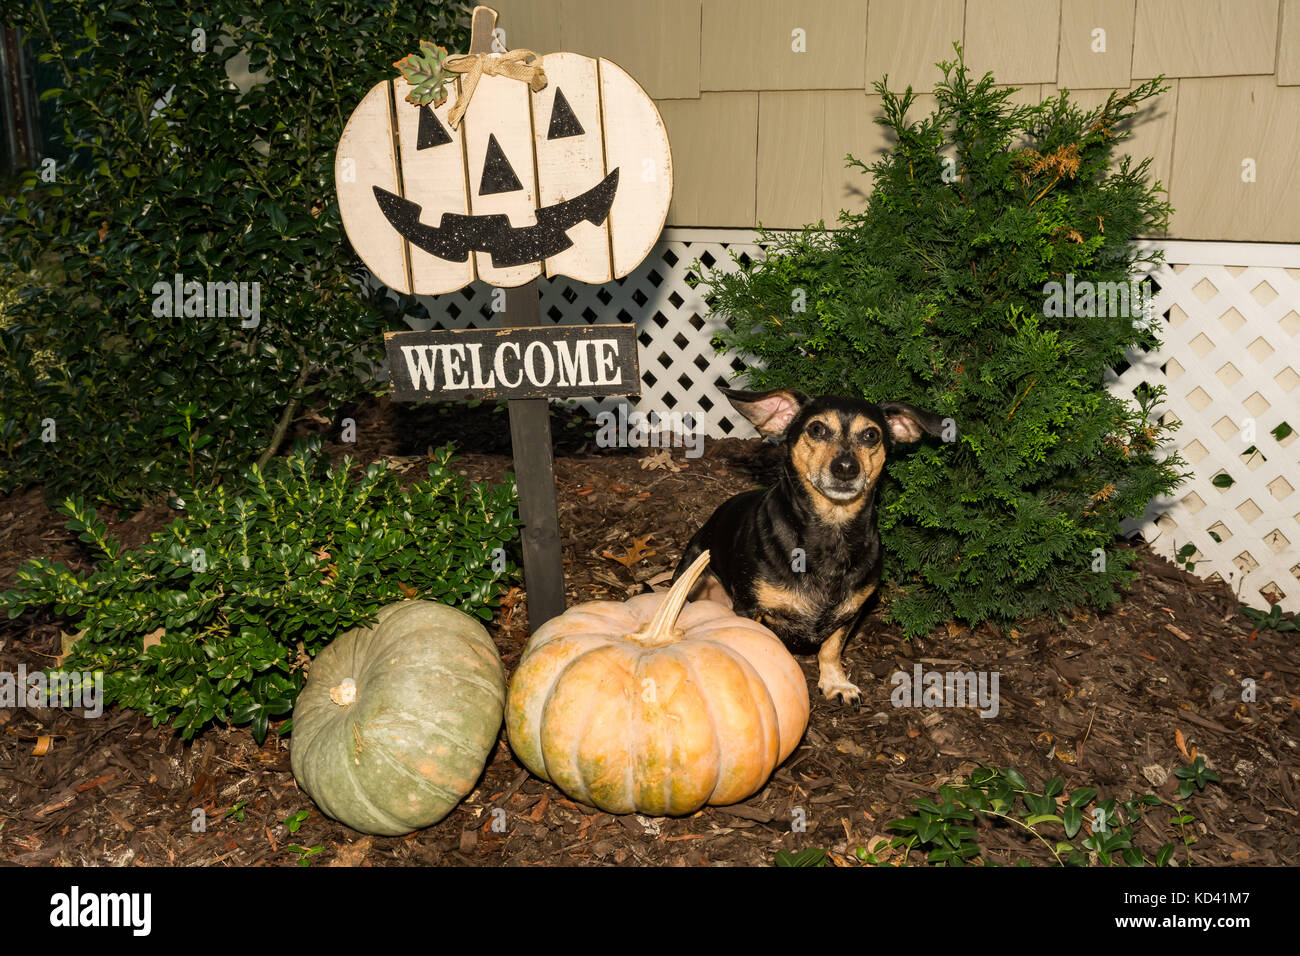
[505,551,809,815]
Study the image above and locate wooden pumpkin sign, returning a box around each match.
[336,32,673,293]
[333,6,672,631]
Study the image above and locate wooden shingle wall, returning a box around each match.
[489,0,1300,240]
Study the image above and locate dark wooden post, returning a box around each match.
[470,7,566,629]
[1,27,39,174]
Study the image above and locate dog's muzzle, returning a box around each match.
[813,473,868,502]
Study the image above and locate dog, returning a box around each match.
[672,387,945,705]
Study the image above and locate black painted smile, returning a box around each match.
[372,168,619,269]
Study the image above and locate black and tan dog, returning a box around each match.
[673,387,945,704]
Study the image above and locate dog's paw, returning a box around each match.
[817,674,862,706]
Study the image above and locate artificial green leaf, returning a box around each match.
[393,40,453,107]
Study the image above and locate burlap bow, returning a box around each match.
[443,50,548,130]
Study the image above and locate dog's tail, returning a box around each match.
[670,540,706,585]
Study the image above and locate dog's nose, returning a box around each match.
[831,454,859,480]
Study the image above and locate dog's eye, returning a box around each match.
[807,421,828,439]
[860,428,881,446]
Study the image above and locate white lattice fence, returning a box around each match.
[1109,248,1300,614]
[393,232,1300,614]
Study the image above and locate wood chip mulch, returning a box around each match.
[1,396,1296,866]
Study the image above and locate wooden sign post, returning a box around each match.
[335,5,673,629]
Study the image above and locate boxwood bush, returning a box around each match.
[2,440,519,740]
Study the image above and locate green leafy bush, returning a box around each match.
[2,440,519,741]
[703,52,1185,636]
[0,0,470,506]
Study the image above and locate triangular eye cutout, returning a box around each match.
[417,105,453,149]
[479,134,523,195]
[546,88,585,140]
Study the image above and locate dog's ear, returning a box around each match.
[878,402,946,443]
[722,387,808,438]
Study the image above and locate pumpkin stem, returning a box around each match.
[637,550,712,646]
[329,677,357,706]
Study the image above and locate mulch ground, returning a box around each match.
[1,396,1297,867]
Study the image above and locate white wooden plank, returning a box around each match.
[534,52,612,284]
[335,81,410,293]
[598,58,673,279]
[460,71,542,287]
[394,77,476,295]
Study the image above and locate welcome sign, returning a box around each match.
[386,324,639,400]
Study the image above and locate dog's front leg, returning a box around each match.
[816,625,861,705]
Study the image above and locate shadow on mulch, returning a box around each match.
[0,396,1297,866]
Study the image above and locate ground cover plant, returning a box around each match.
[775,759,1222,867]
[1,440,518,741]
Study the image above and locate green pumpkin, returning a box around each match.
[290,600,505,836]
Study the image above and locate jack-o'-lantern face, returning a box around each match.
[336,52,672,294]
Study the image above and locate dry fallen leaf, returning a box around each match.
[32,735,54,756]
[1174,727,1193,761]
[835,737,866,757]
[55,629,86,667]
[142,627,165,652]
[328,836,374,867]
[500,586,525,621]
[640,449,684,472]
[602,535,656,568]
[377,455,419,475]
